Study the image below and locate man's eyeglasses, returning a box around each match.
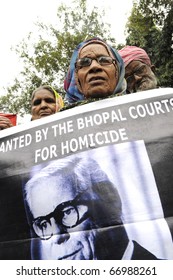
[126,64,149,84]
[75,56,115,69]
[32,193,89,240]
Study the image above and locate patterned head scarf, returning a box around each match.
[118,46,152,68]
[64,37,126,103]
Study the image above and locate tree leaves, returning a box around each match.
[125,0,173,88]
[0,0,114,115]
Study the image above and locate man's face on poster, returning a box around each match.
[29,176,97,260]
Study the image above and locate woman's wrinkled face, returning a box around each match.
[31,89,56,120]
[75,43,118,99]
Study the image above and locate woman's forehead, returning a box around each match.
[32,89,55,101]
[79,42,112,58]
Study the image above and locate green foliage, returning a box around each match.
[1,0,172,116]
[157,4,173,86]
[0,0,115,115]
[126,3,159,47]
[138,0,172,26]
[126,0,173,87]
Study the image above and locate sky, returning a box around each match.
[0,0,133,96]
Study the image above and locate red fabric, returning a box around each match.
[0,113,17,126]
[118,46,151,67]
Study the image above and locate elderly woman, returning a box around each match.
[0,85,64,129]
[64,37,126,104]
[31,85,64,120]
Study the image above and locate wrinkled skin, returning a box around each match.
[125,60,157,94]
[75,43,118,98]
[31,89,56,120]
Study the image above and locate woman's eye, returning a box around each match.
[33,99,41,106]
[45,98,55,104]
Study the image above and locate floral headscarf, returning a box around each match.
[64,37,126,103]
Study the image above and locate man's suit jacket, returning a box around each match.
[131,241,159,260]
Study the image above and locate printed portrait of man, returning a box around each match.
[23,141,173,260]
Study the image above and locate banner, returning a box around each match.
[0,88,173,260]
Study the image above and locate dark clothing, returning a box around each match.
[131,241,159,260]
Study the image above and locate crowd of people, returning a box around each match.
[0,37,158,130]
[1,37,164,260]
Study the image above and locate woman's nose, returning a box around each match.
[40,100,48,108]
[89,59,102,71]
